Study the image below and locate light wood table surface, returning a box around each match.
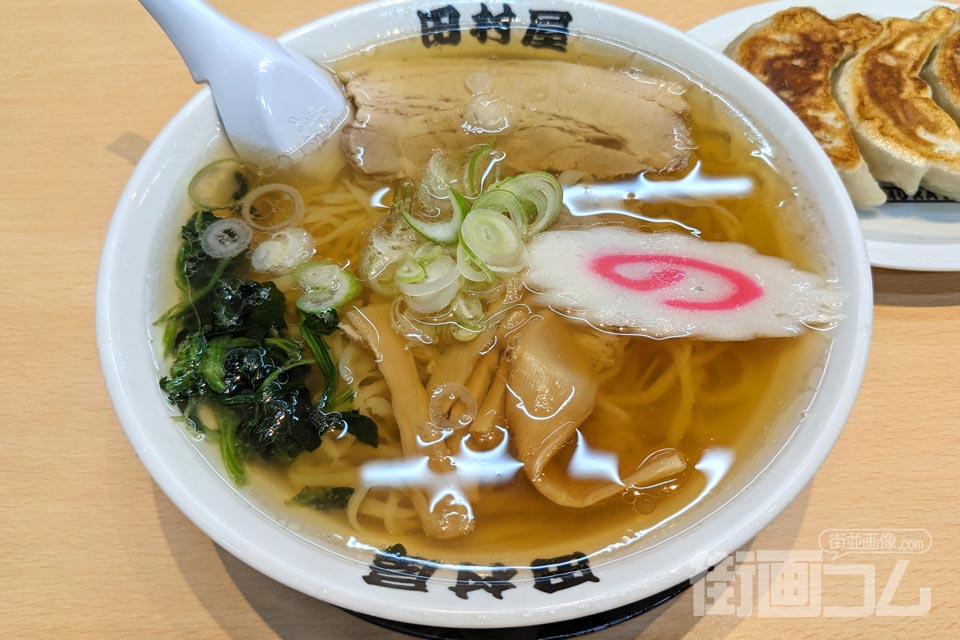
[2,1,958,638]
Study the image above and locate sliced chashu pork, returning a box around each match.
[340,59,692,180]
[922,15,960,122]
[836,7,960,200]
[726,8,886,208]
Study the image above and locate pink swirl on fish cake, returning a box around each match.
[589,254,763,311]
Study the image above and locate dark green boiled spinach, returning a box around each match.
[288,486,355,511]
[158,211,376,502]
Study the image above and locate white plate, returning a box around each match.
[689,0,960,272]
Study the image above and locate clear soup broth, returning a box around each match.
[158,33,834,574]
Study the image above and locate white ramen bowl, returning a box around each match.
[97,0,873,629]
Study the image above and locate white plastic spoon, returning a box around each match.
[139,0,350,165]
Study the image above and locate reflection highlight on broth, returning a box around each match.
[157,35,841,570]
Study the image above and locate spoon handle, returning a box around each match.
[138,0,277,85]
[138,0,350,163]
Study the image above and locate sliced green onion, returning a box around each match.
[413,242,445,264]
[398,254,460,314]
[450,188,471,213]
[395,258,427,284]
[294,261,343,290]
[401,200,466,246]
[297,289,358,314]
[241,183,305,231]
[451,325,482,342]
[294,261,361,313]
[398,255,459,297]
[397,241,448,284]
[472,189,528,235]
[200,217,252,259]
[459,208,526,275]
[462,145,502,197]
[188,158,254,211]
[250,227,316,273]
[494,171,563,236]
[457,243,493,282]
[395,180,467,246]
